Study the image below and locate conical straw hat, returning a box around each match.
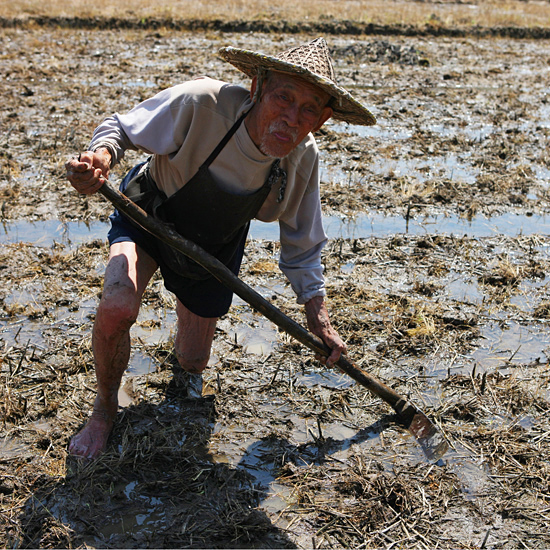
[218,38,376,126]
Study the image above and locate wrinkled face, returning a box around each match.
[246,71,333,158]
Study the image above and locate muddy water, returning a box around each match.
[2,213,550,545]
[3,208,549,246]
[4,226,548,540]
[4,214,550,369]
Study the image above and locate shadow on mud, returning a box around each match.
[16,362,397,548]
[17,389,294,548]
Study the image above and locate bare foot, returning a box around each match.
[69,397,116,460]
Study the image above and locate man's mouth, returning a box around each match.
[273,131,292,143]
[259,122,300,157]
[269,122,298,145]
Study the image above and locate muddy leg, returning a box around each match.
[173,300,217,397]
[69,242,157,459]
[174,300,218,374]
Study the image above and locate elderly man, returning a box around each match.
[65,38,376,459]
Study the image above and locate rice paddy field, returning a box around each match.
[2,2,550,548]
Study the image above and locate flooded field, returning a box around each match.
[1,22,550,549]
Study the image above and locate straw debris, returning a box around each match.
[2,22,550,549]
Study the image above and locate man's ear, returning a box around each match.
[313,106,334,132]
[250,76,258,101]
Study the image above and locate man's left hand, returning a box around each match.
[304,296,347,367]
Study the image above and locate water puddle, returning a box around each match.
[329,120,413,141]
[0,436,30,459]
[210,413,386,513]
[1,209,548,252]
[32,419,53,433]
[295,368,355,390]
[3,210,550,533]
[443,445,492,498]
[0,219,107,248]
[88,78,158,89]
[445,271,485,304]
[224,312,279,356]
[256,212,550,240]
[92,480,168,541]
[472,320,550,372]
[127,350,158,377]
[364,153,478,184]
[329,119,498,144]
[0,298,99,351]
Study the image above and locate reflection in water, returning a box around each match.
[363,153,478,185]
[210,414,393,513]
[3,205,550,540]
[253,211,550,240]
[2,209,550,250]
[445,271,484,304]
[444,444,491,498]
[472,320,550,372]
[294,368,355,390]
[127,350,159,377]
[329,120,413,141]
[0,219,107,248]
[2,215,550,386]
[226,315,278,356]
[97,481,167,538]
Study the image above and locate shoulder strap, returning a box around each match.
[201,109,251,168]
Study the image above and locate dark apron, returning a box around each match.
[123,110,286,280]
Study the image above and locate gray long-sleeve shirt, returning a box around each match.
[89,76,328,304]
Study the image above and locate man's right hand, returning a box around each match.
[65,148,111,195]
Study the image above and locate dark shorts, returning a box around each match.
[107,163,247,318]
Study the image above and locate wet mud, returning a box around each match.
[1,22,550,549]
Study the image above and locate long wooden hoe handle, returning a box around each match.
[97,179,448,462]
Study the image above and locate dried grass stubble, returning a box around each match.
[274,366,550,548]
[322,236,480,358]
[278,456,464,549]
[440,368,550,544]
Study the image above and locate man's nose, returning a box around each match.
[282,104,300,126]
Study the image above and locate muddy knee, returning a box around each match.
[97,285,140,330]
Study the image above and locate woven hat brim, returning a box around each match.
[218,47,376,126]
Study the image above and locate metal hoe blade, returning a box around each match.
[393,398,449,462]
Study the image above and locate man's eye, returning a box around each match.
[304,107,320,118]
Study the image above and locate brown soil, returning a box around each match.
[1,20,550,549]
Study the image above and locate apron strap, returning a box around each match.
[200,108,287,202]
[201,109,251,168]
